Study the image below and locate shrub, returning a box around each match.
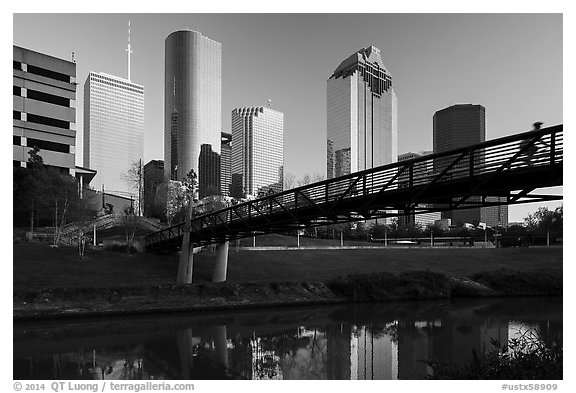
[327,271,451,301]
[425,328,562,379]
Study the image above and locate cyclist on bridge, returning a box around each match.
[519,121,548,167]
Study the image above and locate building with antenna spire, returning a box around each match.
[83,22,144,198]
[126,21,132,81]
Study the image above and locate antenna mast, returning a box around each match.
[126,21,132,81]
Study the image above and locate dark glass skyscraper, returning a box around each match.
[143,160,164,218]
[433,104,507,227]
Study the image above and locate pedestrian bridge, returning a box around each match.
[146,124,563,283]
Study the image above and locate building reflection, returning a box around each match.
[14,300,563,380]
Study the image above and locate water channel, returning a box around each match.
[14,296,562,380]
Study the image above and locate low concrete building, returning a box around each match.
[13,45,77,174]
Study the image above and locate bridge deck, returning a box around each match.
[146,125,563,250]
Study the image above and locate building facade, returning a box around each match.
[220,132,232,196]
[231,107,284,197]
[164,29,222,197]
[432,104,508,227]
[327,46,398,179]
[83,71,144,197]
[143,160,164,218]
[13,46,77,174]
[397,151,441,228]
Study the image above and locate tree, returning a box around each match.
[44,168,81,246]
[425,222,444,238]
[122,160,143,216]
[296,173,325,188]
[525,205,563,245]
[182,169,198,202]
[13,147,46,233]
[124,206,137,255]
[284,173,296,190]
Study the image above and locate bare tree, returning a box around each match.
[124,206,138,255]
[122,160,143,216]
[284,173,296,190]
[296,173,325,187]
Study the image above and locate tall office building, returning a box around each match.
[327,46,397,178]
[231,107,284,197]
[13,46,77,174]
[83,71,144,196]
[220,132,232,196]
[433,104,508,226]
[164,29,222,197]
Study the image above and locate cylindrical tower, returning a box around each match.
[164,30,221,192]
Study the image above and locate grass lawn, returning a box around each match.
[13,234,562,290]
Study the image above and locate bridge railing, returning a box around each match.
[194,125,562,226]
[146,125,562,248]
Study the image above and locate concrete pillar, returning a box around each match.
[177,231,193,284]
[213,241,230,282]
[213,325,229,369]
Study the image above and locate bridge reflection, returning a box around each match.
[14,297,562,380]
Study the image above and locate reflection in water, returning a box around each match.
[14,297,562,380]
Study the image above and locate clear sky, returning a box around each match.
[12,12,563,222]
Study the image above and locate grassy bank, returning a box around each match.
[14,236,562,289]
[13,235,562,320]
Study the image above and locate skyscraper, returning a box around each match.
[220,132,232,196]
[327,46,398,178]
[143,159,164,218]
[231,107,284,197]
[164,29,221,197]
[13,46,77,174]
[433,104,508,226]
[83,71,144,196]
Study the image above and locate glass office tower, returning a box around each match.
[433,104,508,227]
[83,71,144,196]
[327,46,398,178]
[164,29,221,197]
[231,107,284,197]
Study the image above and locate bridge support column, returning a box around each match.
[177,231,194,285]
[213,241,229,282]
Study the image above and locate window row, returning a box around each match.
[13,135,71,154]
[13,111,71,130]
[13,86,71,107]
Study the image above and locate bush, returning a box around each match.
[327,270,451,302]
[425,328,562,379]
[471,269,562,296]
[106,244,138,254]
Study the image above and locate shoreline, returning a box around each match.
[13,268,562,322]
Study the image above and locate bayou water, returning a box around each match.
[13,296,562,380]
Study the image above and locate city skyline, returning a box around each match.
[12,13,563,221]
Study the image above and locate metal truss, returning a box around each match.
[146,125,563,250]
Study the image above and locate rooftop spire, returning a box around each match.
[126,20,132,81]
